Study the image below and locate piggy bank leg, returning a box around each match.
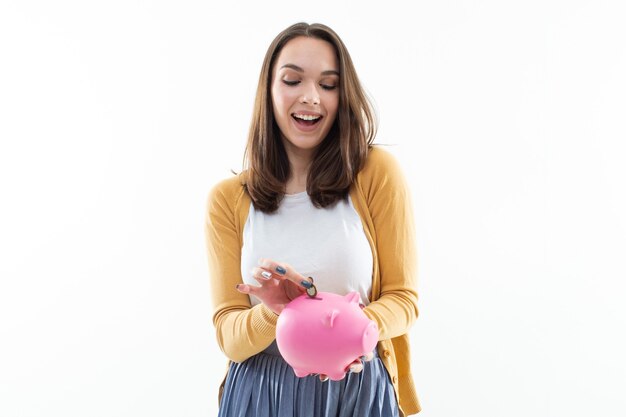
[293,368,310,378]
[328,371,347,381]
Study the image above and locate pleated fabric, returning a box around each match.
[217,341,399,417]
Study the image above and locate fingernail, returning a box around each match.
[275,266,287,275]
[261,271,272,280]
[350,363,363,373]
[300,280,312,289]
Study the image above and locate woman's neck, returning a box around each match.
[282,137,318,194]
[285,178,306,194]
[285,155,310,195]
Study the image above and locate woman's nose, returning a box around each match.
[300,82,320,105]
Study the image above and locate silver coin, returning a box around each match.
[306,284,318,298]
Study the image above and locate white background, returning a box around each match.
[1,1,625,416]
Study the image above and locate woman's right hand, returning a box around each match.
[236,258,312,315]
[316,351,376,382]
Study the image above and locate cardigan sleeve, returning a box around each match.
[204,177,278,363]
[360,147,420,340]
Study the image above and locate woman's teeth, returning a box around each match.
[293,114,321,121]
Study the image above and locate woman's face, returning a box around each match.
[271,36,340,159]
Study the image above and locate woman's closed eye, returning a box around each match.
[282,80,337,90]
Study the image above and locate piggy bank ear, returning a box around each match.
[344,292,361,305]
[321,309,341,327]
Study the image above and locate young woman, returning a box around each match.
[205,22,421,417]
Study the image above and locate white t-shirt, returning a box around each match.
[241,191,373,307]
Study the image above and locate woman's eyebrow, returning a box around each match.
[280,63,339,76]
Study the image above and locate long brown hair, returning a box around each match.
[243,22,377,213]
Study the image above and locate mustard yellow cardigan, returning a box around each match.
[204,146,421,416]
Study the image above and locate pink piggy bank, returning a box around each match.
[276,291,379,381]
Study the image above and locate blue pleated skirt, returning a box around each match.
[217,340,399,417]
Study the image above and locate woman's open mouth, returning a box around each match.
[292,113,322,127]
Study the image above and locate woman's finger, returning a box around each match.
[347,358,363,373]
[284,279,307,300]
[250,267,276,284]
[235,283,250,294]
[361,351,375,362]
[258,258,313,289]
[235,283,261,296]
[319,374,329,382]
